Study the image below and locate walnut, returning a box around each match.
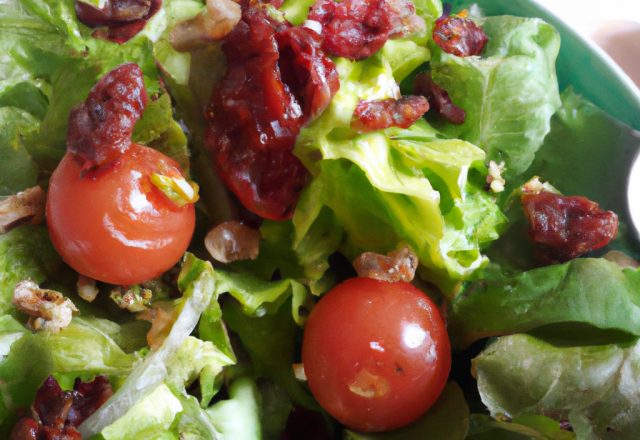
[205,220,261,264]
[77,275,99,302]
[13,280,79,333]
[0,186,46,234]
[353,245,419,282]
[169,0,242,52]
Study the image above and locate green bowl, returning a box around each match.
[450,0,640,131]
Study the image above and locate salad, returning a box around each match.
[1,0,640,438]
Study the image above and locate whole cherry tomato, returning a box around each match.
[46,63,195,286]
[302,277,451,433]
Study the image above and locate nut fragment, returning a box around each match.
[205,220,261,264]
[77,275,99,302]
[353,245,419,282]
[13,280,79,333]
[169,0,242,52]
[0,186,46,234]
[110,285,152,312]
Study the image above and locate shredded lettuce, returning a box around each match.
[78,254,215,438]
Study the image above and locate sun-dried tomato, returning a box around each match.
[9,375,114,440]
[351,96,429,132]
[75,0,162,44]
[205,3,339,221]
[433,14,487,57]
[413,71,465,125]
[67,62,147,166]
[522,192,619,264]
[308,0,425,61]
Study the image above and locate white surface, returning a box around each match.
[536,0,640,86]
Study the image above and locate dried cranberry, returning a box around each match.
[308,0,424,61]
[10,375,114,440]
[8,419,38,440]
[75,0,162,44]
[522,192,619,264]
[66,375,114,427]
[351,96,429,132]
[205,4,339,220]
[433,15,487,57]
[413,71,465,125]
[67,62,147,166]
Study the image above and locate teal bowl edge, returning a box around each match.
[449,0,640,131]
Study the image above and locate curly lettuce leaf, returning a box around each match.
[473,334,640,439]
[0,0,164,171]
[430,16,561,179]
[448,258,640,349]
[291,50,505,292]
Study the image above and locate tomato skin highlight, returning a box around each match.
[46,145,195,286]
[302,277,451,433]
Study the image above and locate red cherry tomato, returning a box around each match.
[46,145,195,286]
[302,277,451,433]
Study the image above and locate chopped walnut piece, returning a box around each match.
[293,363,307,381]
[486,160,506,193]
[353,245,419,282]
[13,280,79,334]
[205,220,262,264]
[169,0,242,52]
[0,186,46,234]
[77,275,99,303]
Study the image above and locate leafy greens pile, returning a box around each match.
[2,0,640,438]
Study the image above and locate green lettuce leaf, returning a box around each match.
[343,382,469,440]
[448,258,640,349]
[0,0,164,171]
[78,254,215,439]
[99,383,182,440]
[211,269,313,326]
[430,15,561,180]
[165,336,235,408]
[153,0,204,85]
[292,50,505,292]
[0,315,27,363]
[206,377,263,440]
[473,334,640,439]
[0,316,139,432]
[0,226,72,316]
[0,108,40,196]
[467,414,576,440]
[223,297,319,411]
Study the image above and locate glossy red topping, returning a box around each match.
[75,0,162,44]
[351,96,429,132]
[433,14,487,57]
[413,71,465,125]
[67,62,147,166]
[205,3,339,221]
[9,375,113,440]
[308,0,425,61]
[522,192,619,264]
